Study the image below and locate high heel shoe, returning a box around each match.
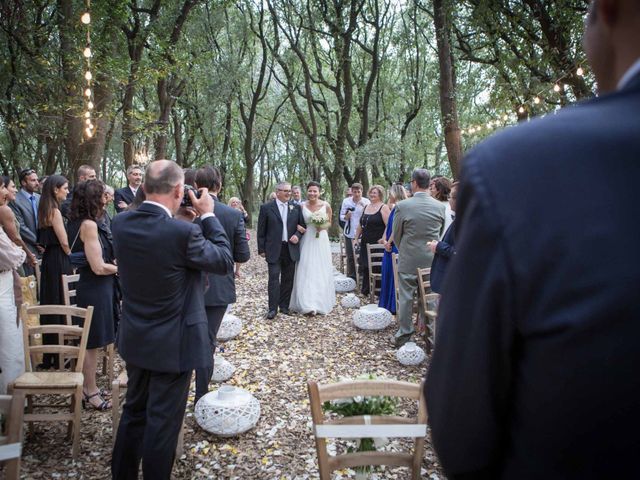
[82,391,112,411]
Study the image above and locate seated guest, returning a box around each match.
[114,165,143,213]
[378,183,408,314]
[37,175,73,369]
[67,180,118,410]
[427,181,458,294]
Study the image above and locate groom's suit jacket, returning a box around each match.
[257,199,306,263]
[112,202,233,373]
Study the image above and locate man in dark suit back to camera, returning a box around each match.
[114,164,143,213]
[111,160,233,480]
[193,165,250,403]
[257,181,306,319]
[426,1,640,478]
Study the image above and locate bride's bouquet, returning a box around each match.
[309,210,330,238]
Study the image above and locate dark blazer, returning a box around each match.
[426,72,640,479]
[9,190,40,253]
[202,196,250,306]
[114,186,136,213]
[429,220,455,294]
[112,202,233,373]
[257,200,306,263]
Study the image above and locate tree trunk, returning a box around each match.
[434,0,462,178]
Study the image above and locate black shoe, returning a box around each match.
[280,307,291,315]
[266,310,277,319]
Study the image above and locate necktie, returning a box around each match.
[30,195,38,228]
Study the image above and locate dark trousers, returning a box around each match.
[194,305,228,402]
[111,364,191,480]
[267,242,295,312]
[344,235,356,280]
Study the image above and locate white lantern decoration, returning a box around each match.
[211,355,235,383]
[352,304,392,330]
[195,386,261,436]
[335,275,356,293]
[217,314,242,341]
[396,342,426,365]
[341,293,361,309]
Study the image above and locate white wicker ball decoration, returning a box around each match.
[217,314,243,341]
[396,342,426,365]
[195,386,261,436]
[340,293,361,309]
[352,304,392,330]
[334,275,356,293]
[211,355,235,383]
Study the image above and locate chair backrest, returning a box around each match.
[416,268,438,353]
[61,274,80,326]
[366,243,386,298]
[20,304,93,374]
[308,379,427,480]
[0,391,25,478]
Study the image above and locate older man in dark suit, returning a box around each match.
[193,165,250,403]
[426,1,640,478]
[9,168,41,276]
[257,182,306,319]
[111,160,233,480]
[114,165,143,213]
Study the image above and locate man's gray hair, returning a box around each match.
[126,164,144,176]
[144,160,184,194]
[412,168,431,189]
[276,181,291,190]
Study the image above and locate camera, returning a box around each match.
[346,207,355,212]
[180,185,202,207]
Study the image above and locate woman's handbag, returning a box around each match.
[69,229,89,268]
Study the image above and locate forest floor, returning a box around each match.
[18,231,444,479]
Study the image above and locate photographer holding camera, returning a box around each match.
[111,160,233,479]
[339,183,369,281]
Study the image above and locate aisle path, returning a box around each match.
[20,232,443,479]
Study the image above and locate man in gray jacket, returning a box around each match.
[9,168,41,276]
[392,168,445,347]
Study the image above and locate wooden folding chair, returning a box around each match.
[111,370,184,456]
[366,243,386,303]
[416,268,438,354]
[308,379,427,480]
[0,392,25,480]
[62,273,114,383]
[8,304,94,459]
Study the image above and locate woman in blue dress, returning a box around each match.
[378,184,408,313]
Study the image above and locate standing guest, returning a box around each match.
[0,176,37,272]
[111,160,233,479]
[102,185,115,230]
[37,175,73,369]
[291,185,303,205]
[339,183,370,281]
[0,218,26,394]
[67,180,117,410]
[391,169,445,348]
[228,196,250,278]
[429,176,453,234]
[338,187,352,229]
[257,181,306,320]
[427,181,458,294]
[426,1,640,478]
[354,185,390,297]
[126,187,146,211]
[378,183,408,314]
[38,175,48,193]
[194,166,250,403]
[61,164,97,218]
[9,168,41,276]
[114,165,143,213]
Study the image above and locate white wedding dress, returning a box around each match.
[290,203,336,315]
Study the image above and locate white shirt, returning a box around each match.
[276,200,289,242]
[618,57,640,90]
[143,200,213,220]
[339,196,370,239]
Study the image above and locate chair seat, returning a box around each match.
[13,372,83,389]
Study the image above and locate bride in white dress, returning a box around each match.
[290,182,336,315]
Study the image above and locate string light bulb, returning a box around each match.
[81,12,91,24]
[84,112,91,118]
[87,101,94,110]
[84,88,92,97]
[503,114,509,121]
[85,127,93,138]
[518,106,525,114]
[553,84,561,92]
[533,96,541,104]
[84,71,92,81]
[83,47,92,58]
[576,67,584,76]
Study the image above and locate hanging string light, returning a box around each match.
[462,65,590,138]
[81,0,94,139]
